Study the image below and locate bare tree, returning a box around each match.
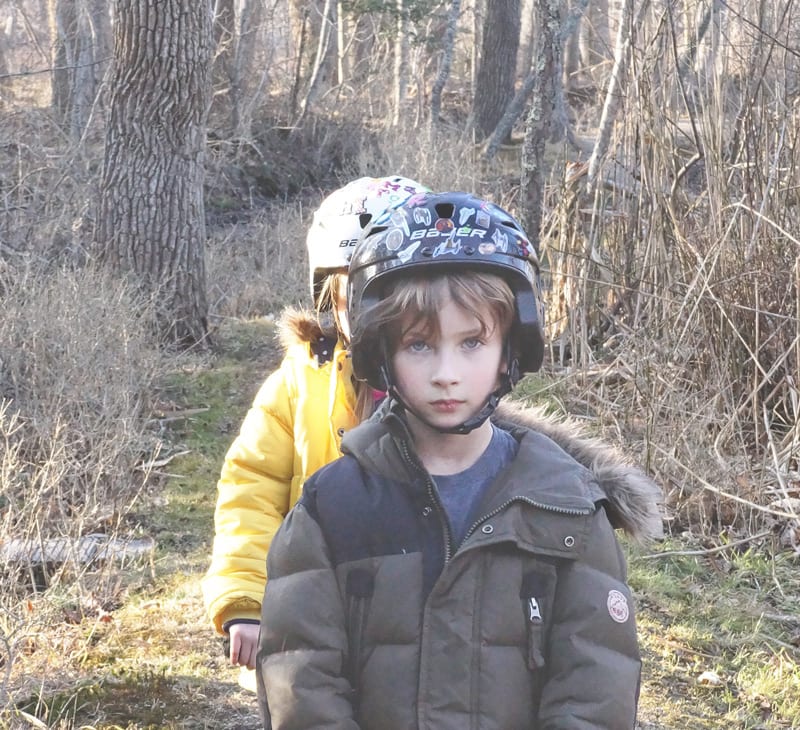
[211,0,237,131]
[472,0,520,141]
[430,0,461,132]
[296,0,336,125]
[94,0,211,346]
[586,0,645,189]
[520,0,562,242]
[232,0,267,136]
[393,0,409,126]
[0,11,9,78]
[484,0,585,160]
[48,0,107,139]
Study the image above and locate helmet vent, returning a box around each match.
[367,224,388,239]
[359,213,373,229]
[434,202,455,219]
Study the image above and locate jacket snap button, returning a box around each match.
[564,535,575,547]
[481,524,494,534]
[422,506,432,517]
[337,427,345,436]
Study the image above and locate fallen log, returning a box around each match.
[0,533,155,567]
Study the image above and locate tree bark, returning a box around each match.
[296,0,336,125]
[586,0,645,189]
[430,0,461,133]
[211,0,238,131]
[48,0,106,139]
[485,0,586,159]
[94,0,211,346]
[472,0,520,141]
[520,0,561,244]
[392,0,409,126]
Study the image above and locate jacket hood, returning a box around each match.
[494,401,664,541]
[342,399,664,542]
[276,307,338,350]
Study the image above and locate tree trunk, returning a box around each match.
[392,0,409,126]
[430,0,461,133]
[0,14,10,78]
[485,0,584,158]
[233,0,266,136]
[472,0,520,141]
[520,0,561,244]
[94,0,211,346]
[296,0,336,124]
[586,0,643,189]
[518,0,535,77]
[48,0,103,139]
[211,0,238,131]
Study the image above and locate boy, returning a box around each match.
[256,192,661,728]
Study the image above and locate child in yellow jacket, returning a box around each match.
[201,176,430,685]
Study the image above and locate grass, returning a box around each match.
[3,317,800,729]
[629,540,800,728]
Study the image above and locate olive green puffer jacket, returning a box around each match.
[257,400,663,729]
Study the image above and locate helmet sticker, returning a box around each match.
[397,240,422,263]
[386,228,405,251]
[607,589,630,623]
[476,209,491,228]
[389,209,411,236]
[459,207,476,225]
[413,207,432,225]
[405,192,428,208]
[434,217,454,233]
[519,237,536,258]
[478,243,496,255]
[432,235,462,258]
[492,228,509,252]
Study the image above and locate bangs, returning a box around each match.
[355,270,515,350]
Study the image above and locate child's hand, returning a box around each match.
[229,621,260,669]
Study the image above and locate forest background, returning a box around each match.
[1,0,800,727]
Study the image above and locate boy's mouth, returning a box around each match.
[430,399,462,413]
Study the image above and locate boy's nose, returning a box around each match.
[430,350,460,385]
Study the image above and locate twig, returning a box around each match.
[757,632,800,659]
[652,444,800,520]
[135,450,191,471]
[640,531,772,559]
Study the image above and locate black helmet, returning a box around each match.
[348,191,545,391]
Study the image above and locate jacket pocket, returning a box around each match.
[520,570,552,671]
[345,568,375,696]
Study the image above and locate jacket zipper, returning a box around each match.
[398,438,454,563]
[463,496,592,543]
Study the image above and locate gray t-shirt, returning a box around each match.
[432,426,518,547]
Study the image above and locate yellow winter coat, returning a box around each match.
[202,309,358,633]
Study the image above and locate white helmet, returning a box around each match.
[306,175,430,308]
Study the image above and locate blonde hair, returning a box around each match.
[353,270,516,360]
[316,270,376,421]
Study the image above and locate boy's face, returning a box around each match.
[391,296,506,434]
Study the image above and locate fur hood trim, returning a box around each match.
[495,401,665,542]
[276,307,337,351]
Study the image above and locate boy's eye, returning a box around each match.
[408,339,430,353]
[463,337,483,350]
